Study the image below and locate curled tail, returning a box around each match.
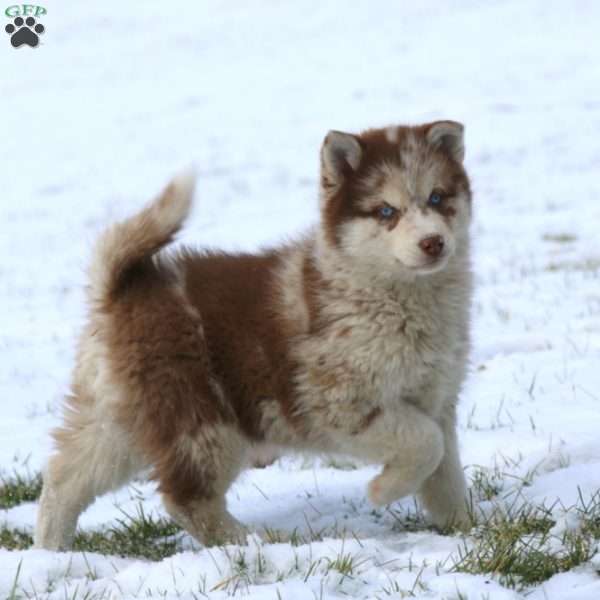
[88,169,196,306]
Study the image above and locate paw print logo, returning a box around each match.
[5,16,45,48]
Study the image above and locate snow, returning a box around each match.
[2,0,600,597]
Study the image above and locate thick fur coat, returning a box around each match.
[36,120,473,548]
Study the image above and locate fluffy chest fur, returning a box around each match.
[286,250,471,440]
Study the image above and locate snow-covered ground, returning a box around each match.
[2,0,600,597]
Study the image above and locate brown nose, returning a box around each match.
[419,235,444,258]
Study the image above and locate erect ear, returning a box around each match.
[426,120,465,163]
[321,130,363,182]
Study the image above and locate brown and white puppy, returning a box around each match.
[35,120,473,550]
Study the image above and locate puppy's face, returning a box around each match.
[320,122,471,278]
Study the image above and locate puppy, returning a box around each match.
[35,120,472,549]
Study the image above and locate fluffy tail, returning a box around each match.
[88,169,196,306]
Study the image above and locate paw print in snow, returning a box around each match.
[5,16,45,48]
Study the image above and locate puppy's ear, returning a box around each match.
[321,130,363,183]
[426,121,465,163]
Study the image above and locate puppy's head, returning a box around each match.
[319,121,471,278]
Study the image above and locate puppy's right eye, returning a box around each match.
[379,205,397,219]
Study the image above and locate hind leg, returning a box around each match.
[35,395,143,550]
[157,424,249,546]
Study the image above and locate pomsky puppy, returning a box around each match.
[36,120,473,549]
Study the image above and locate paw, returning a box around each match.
[367,475,387,506]
[368,470,419,506]
[248,446,280,469]
[205,519,250,546]
[429,505,472,533]
[5,16,45,48]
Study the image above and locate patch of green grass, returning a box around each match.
[0,471,183,560]
[576,489,600,539]
[0,526,33,550]
[453,491,600,590]
[323,548,372,588]
[0,472,43,553]
[469,465,505,501]
[0,472,43,509]
[0,503,183,560]
[263,519,354,547]
[72,504,183,560]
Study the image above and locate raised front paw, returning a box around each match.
[367,466,422,506]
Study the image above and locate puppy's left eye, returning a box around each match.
[428,191,444,207]
[379,205,397,219]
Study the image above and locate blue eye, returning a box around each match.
[429,192,443,206]
[379,205,396,219]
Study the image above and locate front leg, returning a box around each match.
[419,406,470,531]
[337,402,445,507]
